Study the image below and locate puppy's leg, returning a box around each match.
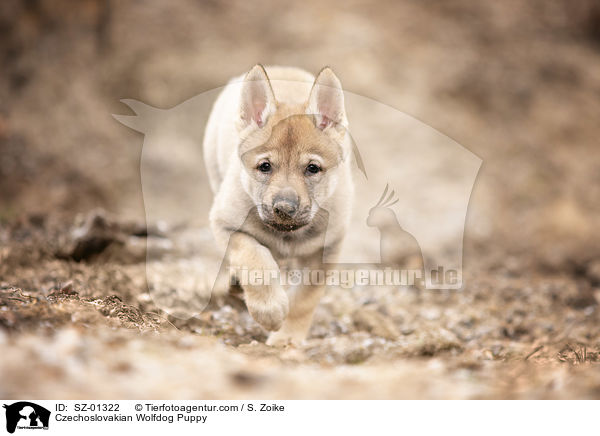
[266,281,325,346]
[266,251,334,347]
[227,232,289,331]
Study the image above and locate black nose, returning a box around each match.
[273,189,299,219]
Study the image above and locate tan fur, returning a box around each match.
[203,65,353,345]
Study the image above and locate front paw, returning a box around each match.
[246,286,289,331]
[265,331,296,347]
[266,324,310,347]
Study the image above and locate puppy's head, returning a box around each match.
[237,65,348,232]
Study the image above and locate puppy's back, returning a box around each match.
[259,66,314,105]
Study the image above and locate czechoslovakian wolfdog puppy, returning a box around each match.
[203,65,353,345]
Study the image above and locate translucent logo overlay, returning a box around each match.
[114,80,481,319]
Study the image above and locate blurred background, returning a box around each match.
[1,0,600,399]
[2,0,600,258]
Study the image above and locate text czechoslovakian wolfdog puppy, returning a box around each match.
[203,65,353,345]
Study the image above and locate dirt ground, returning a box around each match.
[1,0,600,399]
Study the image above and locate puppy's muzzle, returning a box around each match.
[273,188,299,220]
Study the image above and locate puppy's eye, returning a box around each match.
[257,161,272,173]
[305,164,321,175]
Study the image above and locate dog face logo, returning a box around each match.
[3,402,50,433]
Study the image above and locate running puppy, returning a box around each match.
[203,65,353,345]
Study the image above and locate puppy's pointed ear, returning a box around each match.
[306,67,346,130]
[240,64,276,128]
